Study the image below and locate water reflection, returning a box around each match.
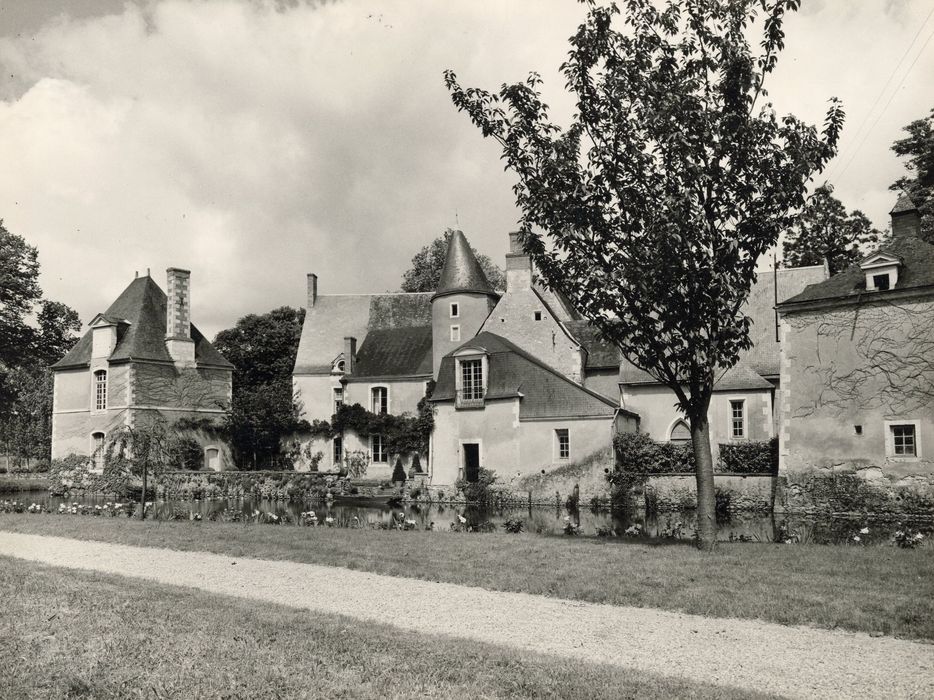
[12,490,932,545]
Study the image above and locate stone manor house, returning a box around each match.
[49,195,933,506]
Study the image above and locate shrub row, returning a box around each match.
[612,432,778,475]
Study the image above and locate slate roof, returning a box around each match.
[616,265,823,387]
[432,332,625,420]
[348,326,433,380]
[52,276,232,370]
[618,357,773,391]
[563,320,622,369]
[891,192,918,215]
[293,293,432,375]
[432,230,499,300]
[780,235,934,307]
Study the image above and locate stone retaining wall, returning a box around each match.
[644,474,775,513]
[775,468,934,518]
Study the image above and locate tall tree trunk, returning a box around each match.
[690,415,717,550]
[140,463,148,521]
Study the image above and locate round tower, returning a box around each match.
[430,230,499,377]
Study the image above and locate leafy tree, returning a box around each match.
[213,307,306,469]
[106,417,180,518]
[0,220,41,372]
[401,228,506,292]
[445,0,842,548]
[0,221,80,468]
[890,107,934,238]
[783,185,881,274]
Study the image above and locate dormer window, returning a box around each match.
[453,347,488,409]
[331,355,346,374]
[860,252,901,292]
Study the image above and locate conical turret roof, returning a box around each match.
[432,230,498,300]
[890,192,918,215]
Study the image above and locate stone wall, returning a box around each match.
[643,474,775,513]
[775,466,934,517]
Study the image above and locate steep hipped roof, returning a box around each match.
[293,293,432,375]
[563,320,622,369]
[780,235,934,307]
[743,265,827,375]
[432,332,624,420]
[52,275,232,370]
[615,266,824,383]
[891,192,918,215]
[349,326,433,379]
[432,229,498,300]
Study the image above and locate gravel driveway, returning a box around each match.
[1,531,932,698]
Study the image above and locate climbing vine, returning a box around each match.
[306,380,435,457]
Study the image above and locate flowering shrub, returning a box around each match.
[893,528,925,549]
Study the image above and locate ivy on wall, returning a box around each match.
[306,381,435,457]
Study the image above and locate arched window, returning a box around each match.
[669,420,691,444]
[91,432,106,472]
[93,370,107,411]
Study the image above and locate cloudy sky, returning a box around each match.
[1,0,931,339]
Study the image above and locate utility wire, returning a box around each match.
[824,4,934,183]
[832,23,934,183]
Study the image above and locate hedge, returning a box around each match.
[612,432,777,475]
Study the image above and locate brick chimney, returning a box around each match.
[166,267,195,367]
[343,336,356,374]
[506,231,532,292]
[307,273,318,307]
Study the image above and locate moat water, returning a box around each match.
[12,490,932,545]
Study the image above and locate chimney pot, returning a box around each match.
[307,273,318,307]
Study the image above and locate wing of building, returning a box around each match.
[776,194,934,510]
[51,269,234,471]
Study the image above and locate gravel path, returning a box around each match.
[2,532,932,698]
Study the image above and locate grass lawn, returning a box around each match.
[0,557,771,700]
[2,513,933,641]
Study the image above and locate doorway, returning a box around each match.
[204,447,220,471]
[462,443,480,483]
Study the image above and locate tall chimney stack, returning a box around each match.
[505,231,532,292]
[307,273,318,307]
[343,336,356,374]
[166,267,195,367]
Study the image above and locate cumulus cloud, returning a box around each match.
[0,0,931,337]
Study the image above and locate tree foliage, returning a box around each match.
[445,0,842,548]
[0,221,81,468]
[212,306,306,470]
[783,185,881,274]
[890,107,934,238]
[401,228,506,292]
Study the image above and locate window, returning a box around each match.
[333,387,343,413]
[892,424,917,457]
[450,325,461,342]
[371,386,388,414]
[336,359,345,373]
[555,429,570,460]
[91,432,105,472]
[534,310,542,321]
[371,434,388,463]
[333,436,343,464]
[93,370,107,411]
[450,302,459,318]
[730,400,745,438]
[872,273,891,291]
[461,359,483,400]
[670,420,691,444]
